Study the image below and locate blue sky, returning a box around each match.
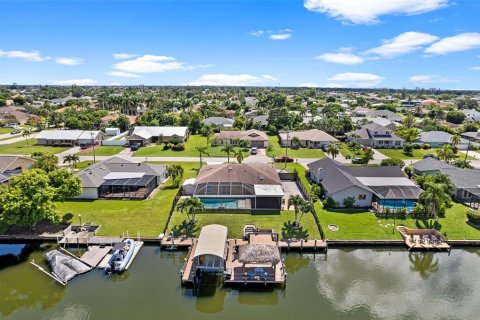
[1,0,480,89]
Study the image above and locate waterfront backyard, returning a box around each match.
[50,161,480,241]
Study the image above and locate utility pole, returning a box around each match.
[90,132,96,164]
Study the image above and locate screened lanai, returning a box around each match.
[99,173,158,199]
[193,182,255,196]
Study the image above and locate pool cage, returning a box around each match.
[194,182,256,197]
[371,185,422,213]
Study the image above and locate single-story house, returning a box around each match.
[460,109,480,122]
[191,163,284,210]
[415,131,469,149]
[128,126,189,146]
[365,110,403,122]
[461,131,480,143]
[101,114,137,125]
[412,157,480,205]
[278,129,338,148]
[0,155,35,184]
[0,106,39,125]
[76,157,168,200]
[203,117,234,129]
[213,129,269,148]
[36,130,104,146]
[346,123,404,149]
[308,158,422,210]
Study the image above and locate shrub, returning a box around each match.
[422,144,431,150]
[446,110,466,124]
[323,196,338,209]
[466,209,480,225]
[403,144,414,155]
[171,143,185,151]
[413,144,421,149]
[342,197,356,208]
[380,158,405,167]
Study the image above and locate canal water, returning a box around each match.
[1,244,480,320]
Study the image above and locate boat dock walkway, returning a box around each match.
[59,236,124,246]
[79,246,113,267]
[125,241,144,270]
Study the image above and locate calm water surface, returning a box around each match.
[1,244,479,320]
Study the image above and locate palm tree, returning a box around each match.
[326,143,340,159]
[63,154,73,168]
[22,129,31,147]
[288,195,305,227]
[71,154,80,169]
[361,147,375,164]
[221,144,235,163]
[291,136,301,148]
[167,164,184,187]
[450,134,461,151]
[176,197,204,223]
[419,182,451,220]
[234,149,244,163]
[195,145,208,167]
[437,145,455,163]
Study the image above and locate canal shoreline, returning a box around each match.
[2,235,480,248]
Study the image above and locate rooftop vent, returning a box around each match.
[228,166,233,171]
[259,174,264,180]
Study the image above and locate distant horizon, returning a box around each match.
[1,0,479,89]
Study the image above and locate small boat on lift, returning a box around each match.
[105,239,135,273]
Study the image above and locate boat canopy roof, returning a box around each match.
[193,224,228,260]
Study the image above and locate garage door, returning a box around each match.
[251,141,264,148]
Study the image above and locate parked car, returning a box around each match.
[351,158,364,164]
[423,154,438,159]
[251,147,258,155]
[10,129,21,135]
[80,143,92,150]
[6,124,18,128]
[274,156,294,162]
[130,142,142,151]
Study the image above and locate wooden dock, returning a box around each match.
[79,246,112,267]
[59,235,123,246]
[397,226,451,251]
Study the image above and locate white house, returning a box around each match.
[36,130,104,146]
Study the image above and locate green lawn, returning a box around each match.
[0,127,14,134]
[56,162,201,237]
[133,134,250,158]
[316,202,480,240]
[167,210,320,239]
[266,135,326,159]
[59,160,94,171]
[79,146,125,156]
[377,148,475,160]
[339,143,361,158]
[0,138,71,155]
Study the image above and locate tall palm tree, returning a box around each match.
[71,154,80,169]
[437,145,455,163]
[288,195,305,227]
[326,143,340,159]
[167,164,184,187]
[221,144,235,163]
[176,197,204,223]
[195,145,208,167]
[419,182,451,220]
[22,129,31,147]
[234,149,244,163]
[361,147,375,164]
[450,134,461,151]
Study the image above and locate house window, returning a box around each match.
[358,194,366,200]
[463,190,472,199]
[395,141,401,145]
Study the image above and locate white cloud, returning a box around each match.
[55,57,84,65]
[327,72,384,87]
[365,32,439,58]
[188,74,266,86]
[262,74,278,81]
[269,33,292,40]
[304,0,448,24]
[425,33,480,55]
[471,66,480,71]
[299,83,320,88]
[249,30,265,36]
[315,50,364,64]
[113,53,138,60]
[113,55,186,73]
[0,49,49,62]
[49,79,97,86]
[107,71,141,78]
[409,74,457,83]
